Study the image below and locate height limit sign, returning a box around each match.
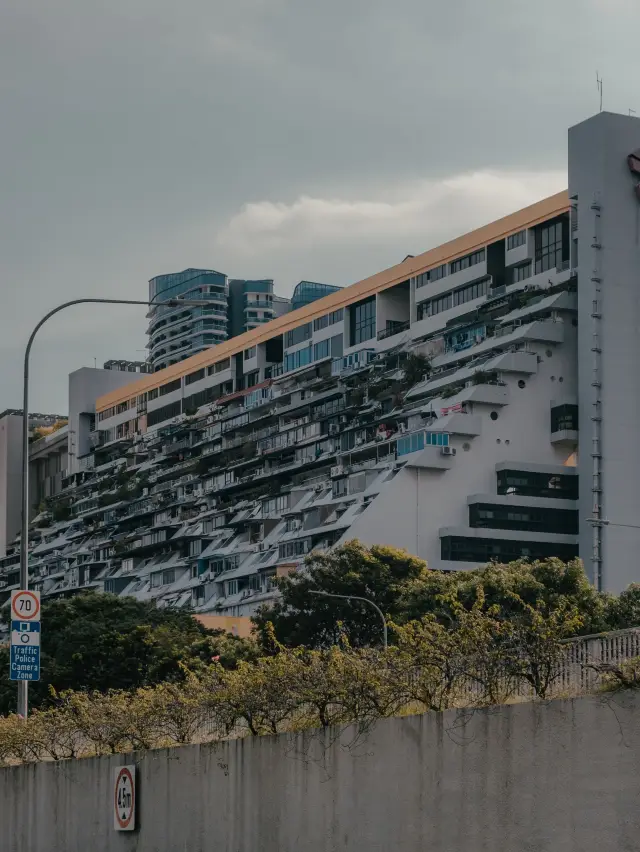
[10,590,41,682]
[113,766,136,831]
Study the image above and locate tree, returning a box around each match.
[253,540,431,649]
[0,593,258,715]
[402,558,615,636]
[401,352,431,389]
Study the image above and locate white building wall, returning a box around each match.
[569,111,640,592]
[344,331,577,570]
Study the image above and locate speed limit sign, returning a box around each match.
[11,590,40,622]
[113,765,136,831]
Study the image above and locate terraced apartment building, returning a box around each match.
[2,111,640,616]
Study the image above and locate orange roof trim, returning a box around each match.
[97,190,569,411]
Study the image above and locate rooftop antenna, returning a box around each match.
[596,72,603,112]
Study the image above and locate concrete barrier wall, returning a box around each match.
[2,693,640,852]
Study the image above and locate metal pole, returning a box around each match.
[18,296,209,718]
[309,590,388,649]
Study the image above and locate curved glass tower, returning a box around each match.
[147,269,228,372]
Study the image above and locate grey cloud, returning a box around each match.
[0,0,635,410]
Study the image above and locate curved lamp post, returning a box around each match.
[18,296,210,717]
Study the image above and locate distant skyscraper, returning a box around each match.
[291,281,342,311]
[147,269,229,372]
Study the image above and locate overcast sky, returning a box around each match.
[0,0,636,412]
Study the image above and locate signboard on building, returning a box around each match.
[113,765,136,831]
[9,591,41,682]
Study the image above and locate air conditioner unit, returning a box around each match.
[440,446,456,456]
[355,437,365,446]
[339,414,348,424]
[331,465,344,478]
[328,423,340,436]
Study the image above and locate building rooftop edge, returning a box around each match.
[97,190,569,412]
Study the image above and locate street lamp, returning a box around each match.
[308,590,388,649]
[17,296,210,717]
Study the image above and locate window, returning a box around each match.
[450,249,485,274]
[469,503,578,534]
[150,572,162,588]
[245,371,259,388]
[262,494,289,515]
[226,580,238,595]
[190,540,203,557]
[329,309,344,325]
[551,404,578,433]
[148,388,159,401]
[244,346,256,359]
[497,469,578,500]
[147,401,181,427]
[397,431,449,456]
[159,378,181,397]
[330,334,343,358]
[284,345,313,373]
[163,568,176,585]
[278,539,311,559]
[453,278,490,306]
[285,323,312,348]
[313,314,329,332]
[210,358,231,375]
[512,262,532,283]
[441,536,578,563]
[416,264,447,288]
[185,368,205,386]
[417,292,453,320]
[507,230,526,250]
[313,339,330,361]
[350,297,376,345]
[535,220,565,274]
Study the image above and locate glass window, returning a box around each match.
[497,469,578,500]
[469,503,578,534]
[329,309,344,325]
[285,323,312,348]
[350,297,376,345]
[507,230,526,250]
[313,314,329,332]
[244,346,256,359]
[159,378,181,397]
[453,278,490,307]
[450,249,485,275]
[512,262,532,283]
[535,221,565,274]
[185,368,205,386]
[551,404,578,433]
[417,263,448,288]
[313,339,331,361]
[441,536,578,563]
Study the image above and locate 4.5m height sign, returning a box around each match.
[10,590,41,682]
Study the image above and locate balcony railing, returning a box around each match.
[377,320,410,341]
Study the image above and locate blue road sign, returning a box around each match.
[10,620,41,681]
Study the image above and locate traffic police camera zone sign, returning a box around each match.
[10,590,41,682]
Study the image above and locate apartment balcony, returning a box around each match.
[244,300,274,310]
[377,320,410,342]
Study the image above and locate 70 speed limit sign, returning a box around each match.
[113,766,136,831]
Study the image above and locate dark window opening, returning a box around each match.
[350,297,376,345]
[469,503,578,535]
[551,404,578,433]
[497,469,578,500]
[441,536,578,563]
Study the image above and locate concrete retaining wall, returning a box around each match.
[2,693,640,851]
